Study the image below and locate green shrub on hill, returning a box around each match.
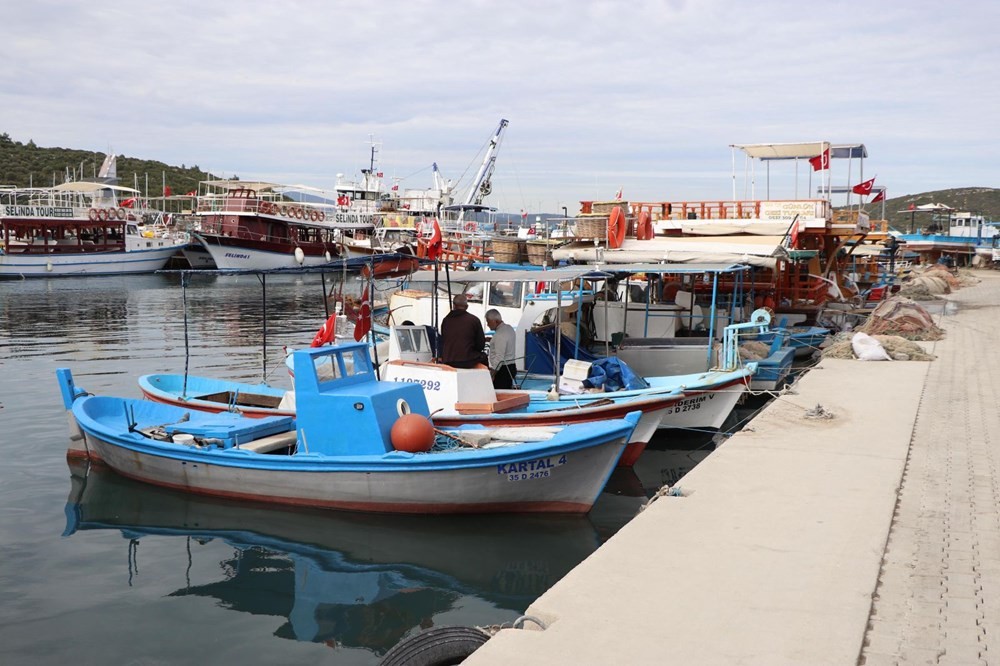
[0,133,220,196]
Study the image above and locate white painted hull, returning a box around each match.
[197,241,336,270]
[0,246,179,278]
[657,380,747,430]
[84,432,626,513]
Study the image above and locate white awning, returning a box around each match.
[731,142,831,160]
[731,142,868,161]
[51,181,140,194]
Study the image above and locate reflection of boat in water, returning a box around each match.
[63,461,601,654]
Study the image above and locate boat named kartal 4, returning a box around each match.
[59,342,639,514]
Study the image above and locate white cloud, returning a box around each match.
[1,0,997,210]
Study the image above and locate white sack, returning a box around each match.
[851,331,892,361]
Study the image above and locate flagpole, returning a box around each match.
[846,150,853,209]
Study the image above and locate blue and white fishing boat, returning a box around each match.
[59,342,638,514]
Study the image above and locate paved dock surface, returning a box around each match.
[467,272,1000,665]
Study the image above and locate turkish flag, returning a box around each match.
[808,148,830,171]
[354,287,372,342]
[852,177,876,195]
[427,218,443,261]
[789,218,801,248]
[871,189,886,203]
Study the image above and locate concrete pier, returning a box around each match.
[468,272,1000,665]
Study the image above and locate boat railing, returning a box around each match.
[592,199,832,222]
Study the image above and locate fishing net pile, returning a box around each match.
[897,264,978,299]
[856,297,945,340]
[821,332,936,361]
[738,340,772,360]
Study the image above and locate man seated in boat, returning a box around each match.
[485,309,517,390]
[439,294,487,369]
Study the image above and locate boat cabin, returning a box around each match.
[291,343,429,456]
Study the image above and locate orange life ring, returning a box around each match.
[279,205,288,216]
[636,210,653,240]
[317,211,326,222]
[98,208,110,222]
[88,208,99,221]
[117,207,126,220]
[607,206,626,249]
[108,207,119,221]
[295,207,304,219]
[310,209,319,222]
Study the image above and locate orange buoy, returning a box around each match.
[636,210,653,240]
[607,206,626,248]
[390,414,435,453]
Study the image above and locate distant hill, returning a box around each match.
[861,187,1000,231]
[0,133,219,196]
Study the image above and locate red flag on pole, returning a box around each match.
[163,185,172,197]
[354,287,372,342]
[870,189,886,203]
[852,177,876,195]
[427,218,443,261]
[808,148,830,171]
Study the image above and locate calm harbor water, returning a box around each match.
[0,273,717,665]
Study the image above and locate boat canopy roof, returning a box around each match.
[51,181,140,194]
[732,142,867,160]
[407,262,750,285]
[896,203,954,213]
[585,262,751,275]
[200,179,283,192]
[406,267,604,283]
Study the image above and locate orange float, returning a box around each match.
[390,414,435,452]
[636,210,653,240]
[607,206,626,248]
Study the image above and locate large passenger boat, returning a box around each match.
[0,182,184,279]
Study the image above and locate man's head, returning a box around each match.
[452,294,469,311]
[485,308,502,331]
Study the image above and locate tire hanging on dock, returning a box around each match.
[380,626,490,666]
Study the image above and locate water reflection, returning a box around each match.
[63,461,601,656]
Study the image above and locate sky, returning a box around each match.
[2,0,997,213]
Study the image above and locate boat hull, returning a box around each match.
[68,390,635,515]
[652,377,748,430]
[750,347,795,391]
[194,233,340,270]
[81,430,627,514]
[0,245,180,279]
[523,367,754,431]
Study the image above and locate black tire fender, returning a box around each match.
[380,626,490,666]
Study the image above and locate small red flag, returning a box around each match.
[354,287,372,342]
[310,314,337,347]
[808,148,830,171]
[163,185,172,197]
[852,177,876,195]
[870,189,886,203]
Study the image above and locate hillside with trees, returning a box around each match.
[0,133,220,197]
[852,187,1000,232]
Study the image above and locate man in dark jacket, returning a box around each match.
[439,294,486,369]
